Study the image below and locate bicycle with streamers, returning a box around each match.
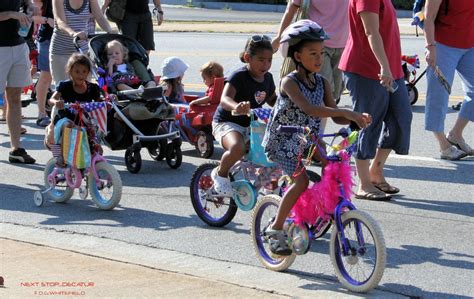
[189,108,321,227]
[34,100,123,210]
[250,125,386,293]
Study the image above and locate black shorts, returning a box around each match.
[119,11,155,51]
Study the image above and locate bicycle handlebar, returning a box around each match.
[277,125,350,138]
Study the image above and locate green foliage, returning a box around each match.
[392,0,415,10]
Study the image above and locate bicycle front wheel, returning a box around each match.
[250,195,296,272]
[89,161,122,210]
[190,162,238,227]
[329,210,386,293]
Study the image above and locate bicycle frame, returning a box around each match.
[285,125,367,256]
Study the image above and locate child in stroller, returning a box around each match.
[88,33,182,174]
[173,61,224,158]
[104,39,157,91]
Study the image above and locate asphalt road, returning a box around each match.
[1,32,473,298]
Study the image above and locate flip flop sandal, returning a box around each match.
[264,227,292,256]
[372,182,400,194]
[355,190,391,201]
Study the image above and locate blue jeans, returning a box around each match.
[425,43,474,132]
[344,72,412,160]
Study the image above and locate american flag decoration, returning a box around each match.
[253,108,272,123]
[70,102,109,134]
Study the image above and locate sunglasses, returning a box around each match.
[250,35,271,43]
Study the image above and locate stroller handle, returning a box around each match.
[116,86,145,96]
[73,34,99,51]
[116,86,166,99]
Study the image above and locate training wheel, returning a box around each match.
[34,191,44,207]
[79,186,88,200]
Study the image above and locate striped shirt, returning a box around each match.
[50,0,89,55]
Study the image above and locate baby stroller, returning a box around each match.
[171,77,224,158]
[86,33,182,173]
[402,54,425,105]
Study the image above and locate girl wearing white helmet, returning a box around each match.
[211,35,277,197]
[261,19,371,256]
[160,56,189,103]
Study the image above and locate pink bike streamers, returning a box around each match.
[292,152,355,226]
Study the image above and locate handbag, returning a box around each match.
[62,126,91,169]
[247,120,276,167]
[279,0,310,78]
[105,0,127,23]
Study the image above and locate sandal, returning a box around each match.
[372,182,400,194]
[264,227,292,256]
[20,127,27,135]
[355,190,391,201]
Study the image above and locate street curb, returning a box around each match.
[1,223,406,298]
[162,1,413,17]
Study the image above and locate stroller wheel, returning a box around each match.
[147,139,167,161]
[195,131,214,158]
[147,125,168,161]
[166,141,182,169]
[125,148,142,173]
[406,83,419,105]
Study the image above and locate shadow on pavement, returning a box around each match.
[386,244,474,271]
[382,283,472,299]
[387,195,474,218]
[383,163,474,185]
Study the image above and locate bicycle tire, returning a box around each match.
[190,162,238,227]
[250,195,296,271]
[330,210,386,292]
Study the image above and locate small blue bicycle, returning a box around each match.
[250,125,386,293]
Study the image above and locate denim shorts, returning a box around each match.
[425,43,474,132]
[37,39,50,72]
[344,72,413,160]
[212,121,249,148]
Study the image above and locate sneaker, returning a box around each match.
[447,133,474,155]
[36,116,51,127]
[440,145,467,161]
[9,148,36,164]
[211,167,233,197]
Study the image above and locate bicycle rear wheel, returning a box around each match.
[330,210,386,292]
[250,195,296,271]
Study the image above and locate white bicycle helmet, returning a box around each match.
[161,56,189,80]
[279,19,329,58]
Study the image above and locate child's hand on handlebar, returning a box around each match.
[234,101,251,115]
[53,99,65,110]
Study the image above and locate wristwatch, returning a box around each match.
[153,7,164,15]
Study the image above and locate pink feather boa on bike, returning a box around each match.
[291,152,355,227]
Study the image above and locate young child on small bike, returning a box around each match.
[189,61,224,108]
[160,56,189,104]
[211,35,277,196]
[45,53,102,166]
[262,20,372,256]
[105,39,156,91]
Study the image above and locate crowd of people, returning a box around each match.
[1,0,472,215]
